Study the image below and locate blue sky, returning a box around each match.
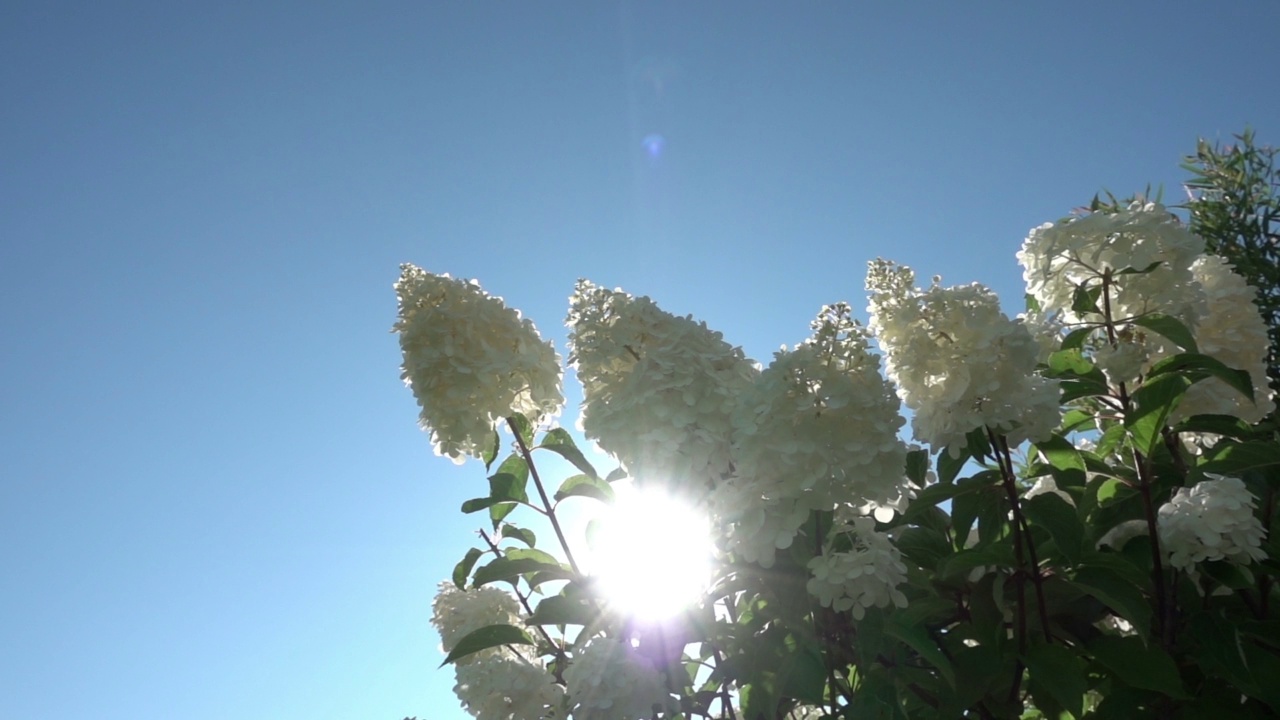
[2,2,1278,718]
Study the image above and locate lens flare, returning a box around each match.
[641,133,665,158]
[589,485,713,621]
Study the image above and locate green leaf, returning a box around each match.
[1114,260,1164,276]
[1096,422,1127,457]
[938,447,971,485]
[895,526,952,569]
[1071,566,1152,638]
[1191,612,1255,691]
[1147,352,1254,403]
[1201,559,1255,590]
[902,483,960,523]
[481,429,501,472]
[472,553,572,587]
[604,467,628,483]
[887,617,956,686]
[440,624,534,667]
[1061,326,1095,351]
[526,594,595,626]
[1198,440,1280,475]
[489,502,518,528]
[1024,642,1086,718]
[905,448,930,485]
[1171,414,1256,440]
[777,644,827,704]
[1023,493,1084,565]
[1089,635,1187,698]
[452,547,484,589]
[1047,348,1097,378]
[1072,283,1103,315]
[950,472,1000,547]
[508,414,535,448]
[1130,313,1199,353]
[461,496,499,514]
[1126,373,1191,457]
[488,454,530,529]
[1034,434,1087,488]
[553,473,615,504]
[499,524,536,548]
[537,428,600,479]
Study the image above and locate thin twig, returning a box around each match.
[506,416,581,575]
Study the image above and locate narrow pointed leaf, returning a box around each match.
[1025,642,1086,718]
[537,428,599,479]
[1088,635,1187,698]
[452,547,484,589]
[1130,313,1198,353]
[440,624,534,667]
[554,473,615,504]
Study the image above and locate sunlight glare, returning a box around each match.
[590,485,714,622]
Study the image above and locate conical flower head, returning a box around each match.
[866,259,1059,453]
[394,265,563,463]
[567,279,757,495]
[1017,200,1205,326]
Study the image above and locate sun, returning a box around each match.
[587,484,715,622]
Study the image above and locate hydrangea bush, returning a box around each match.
[398,197,1280,719]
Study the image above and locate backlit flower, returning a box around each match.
[564,637,673,720]
[806,516,909,620]
[394,266,563,463]
[567,280,757,495]
[866,259,1059,453]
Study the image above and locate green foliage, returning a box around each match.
[425,136,1280,718]
[440,624,535,667]
[1183,128,1280,396]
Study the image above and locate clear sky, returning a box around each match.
[2,2,1278,718]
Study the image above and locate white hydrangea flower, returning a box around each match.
[1018,307,1064,363]
[431,581,523,665]
[710,476,814,568]
[1157,475,1267,571]
[1024,477,1075,507]
[806,516,909,620]
[394,265,564,463]
[866,259,1060,453]
[1091,334,1149,388]
[566,280,758,496]
[1174,255,1275,423]
[1017,201,1205,326]
[453,654,565,720]
[733,304,910,507]
[563,637,673,720]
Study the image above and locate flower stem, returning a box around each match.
[506,416,581,575]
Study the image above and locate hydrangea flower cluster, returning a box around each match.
[806,516,909,620]
[567,280,758,495]
[430,582,523,664]
[563,637,673,720]
[1157,475,1267,572]
[714,304,911,567]
[1174,255,1275,423]
[708,476,811,567]
[432,583,564,720]
[452,655,565,720]
[866,259,1060,453]
[394,265,563,463]
[1017,201,1206,326]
